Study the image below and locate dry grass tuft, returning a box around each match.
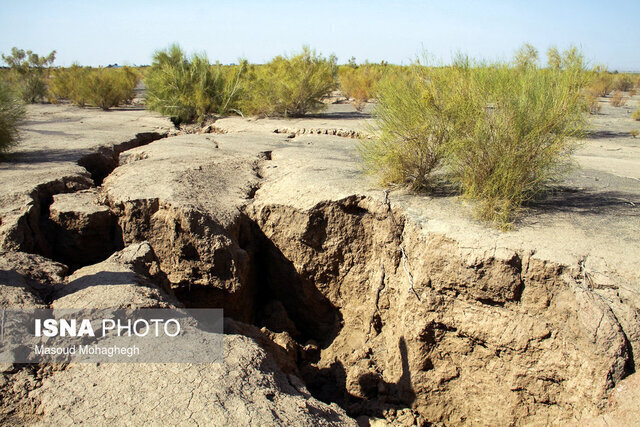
[609,90,627,107]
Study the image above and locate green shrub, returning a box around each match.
[0,82,26,155]
[514,43,538,69]
[241,46,337,117]
[49,64,91,106]
[83,68,139,110]
[446,63,587,226]
[338,64,384,110]
[632,108,640,121]
[49,66,138,110]
[361,49,587,228]
[586,77,612,97]
[359,66,453,189]
[612,74,634,92]
[1,47,56,103]
[585,94,601,114]
[145,45,243,124]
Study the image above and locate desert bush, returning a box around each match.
[609,90,627,107]
[145,45,244,124]
[361,50,587,228]
[0,82,26,155]
[338,64,384,110]
[359,66,453,189]
[82,68,139,110]
[632,108,640,120]
[240,46,337,117]
[585,94,601,114]
[586,66,613,97]
[612,74,634,92]
[50,66,138,109]
[585,94,602,114]
[448,63,586,226]
[514,43,538,68]
[547,47,562,70]
[586,78,611,97]
[1,47,56,103]
[49,64,90,105]
[630,130,639,138]
[629,88,637,97]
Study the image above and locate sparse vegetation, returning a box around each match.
[145,44,245,124]
[609,90,627,107]
[0,82,26,155]
[586,66,613,98]
[632,107,640,121]
[361,45,587,228]
[1,47,56,103]
[586,77,611,98]
[240,46,337,117]
[630,130,639,138]
[585,94,601,114]
[612,74,634,92]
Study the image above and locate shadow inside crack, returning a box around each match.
[301,337,416,419]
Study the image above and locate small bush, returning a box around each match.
[586,72,613,97]
[1,47,56,103]
[0,82,26,155]
[241,46,337,117]
[630,130,639,138]
[632,108,640,121]
[609,90,627,107]
[338,65,384,110]
[145,45,243,124]
[585,94,601,114]
[630,88,637,97]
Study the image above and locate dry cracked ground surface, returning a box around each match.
[0,98,638,426]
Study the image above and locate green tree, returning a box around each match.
[1,47,56,103]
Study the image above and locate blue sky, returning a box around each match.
[1,0,638,70]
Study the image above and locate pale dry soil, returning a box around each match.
[0,98,638,426]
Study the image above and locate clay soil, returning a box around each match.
[0,96,639,426]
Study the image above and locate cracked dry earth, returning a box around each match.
[0,101,639,426]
